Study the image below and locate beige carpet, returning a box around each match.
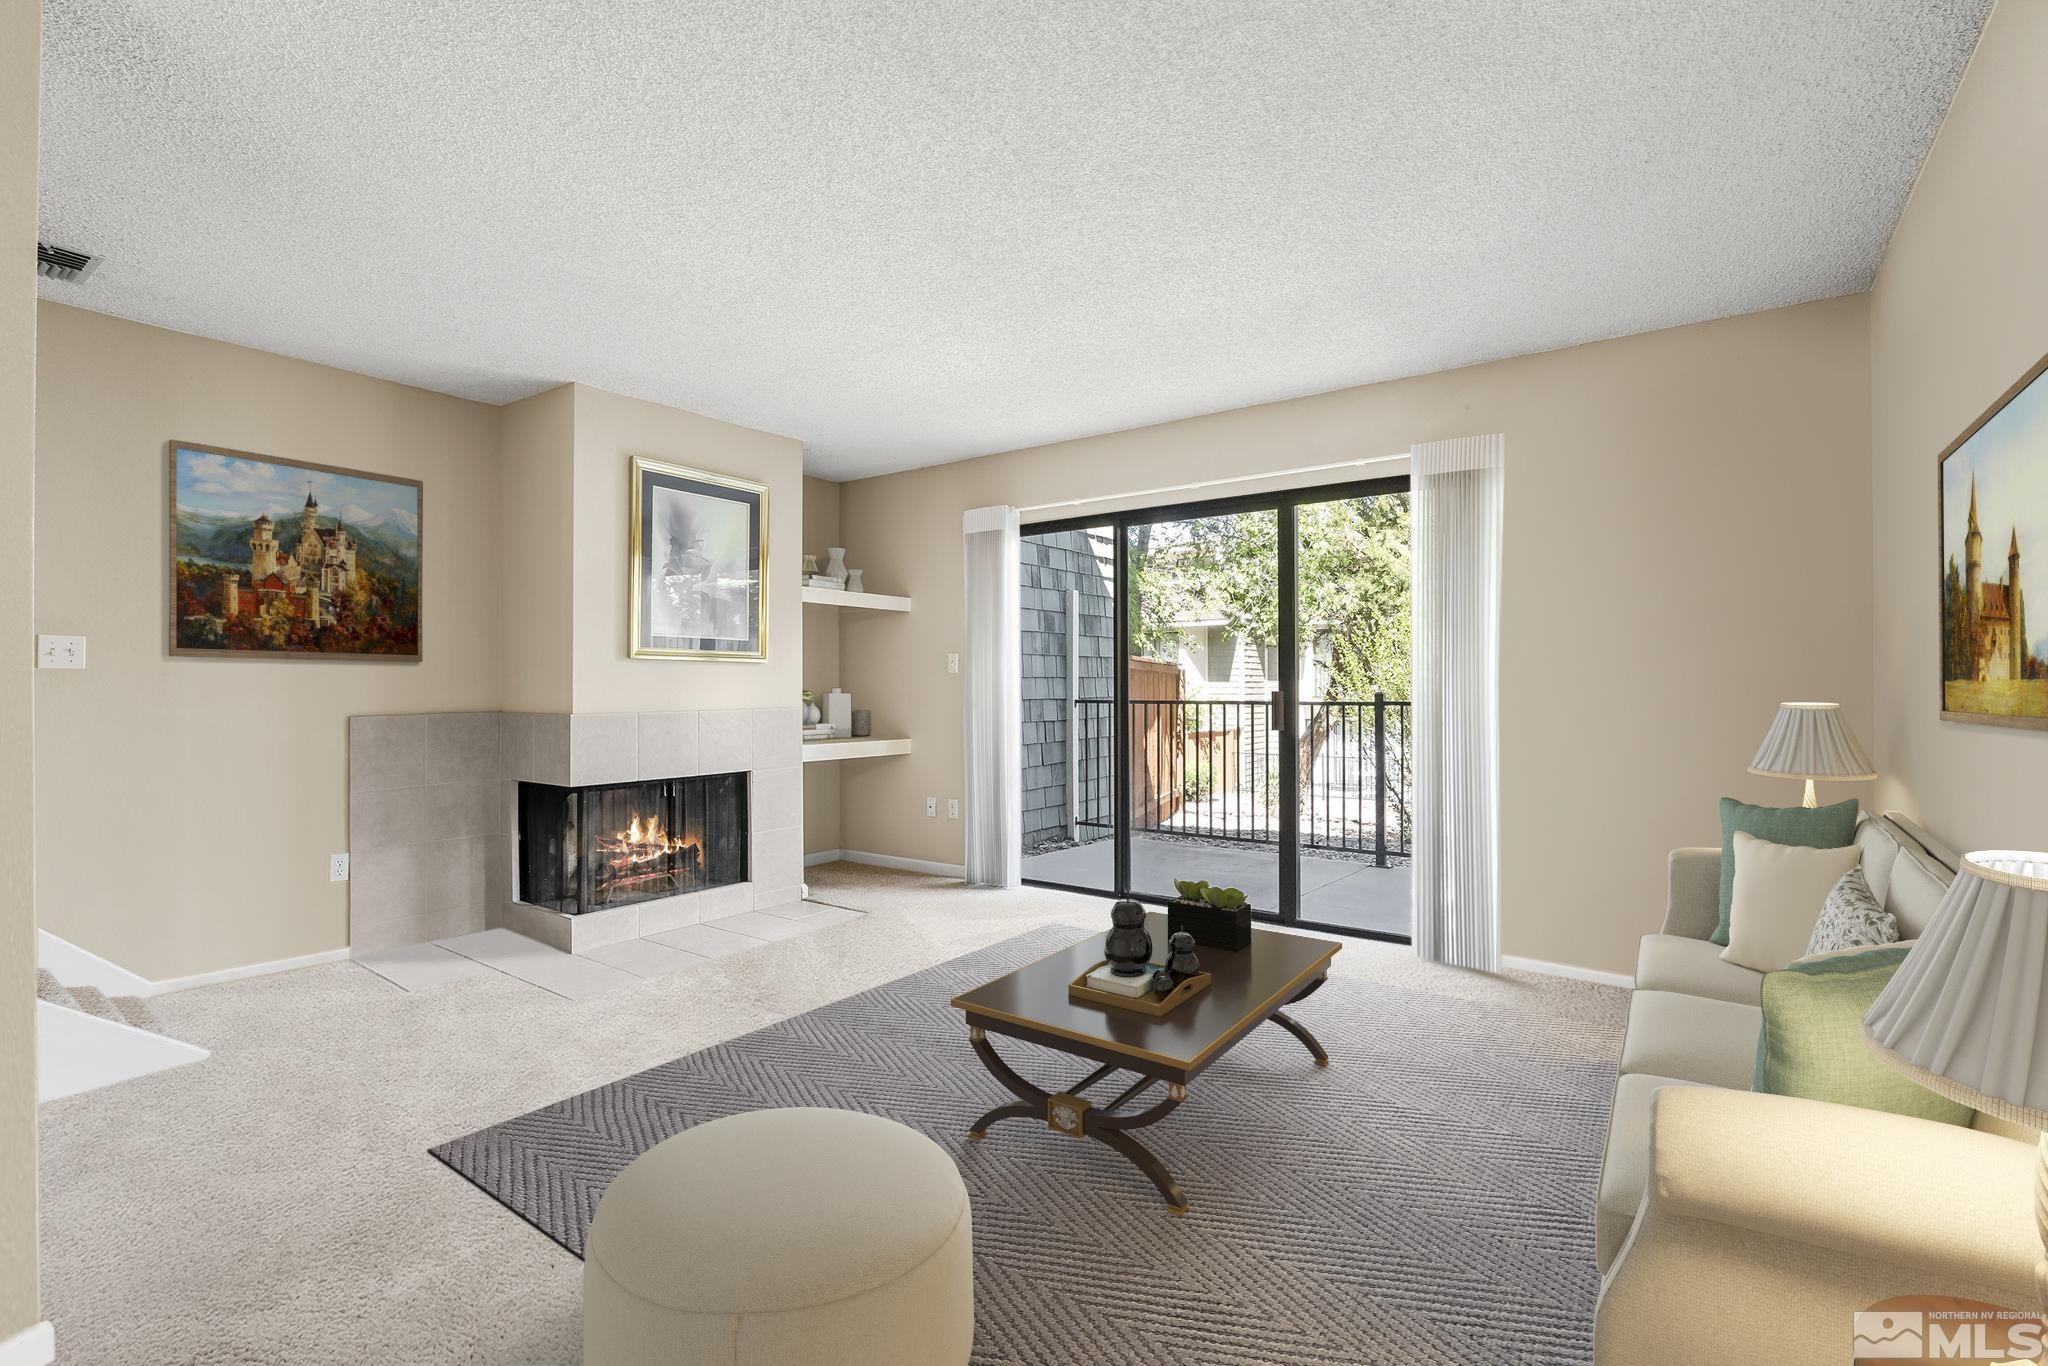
[38,863,1625,1365]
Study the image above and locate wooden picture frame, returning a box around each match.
[628,456,768,660]
[168,441,423,662]
[1937,351,2048,729]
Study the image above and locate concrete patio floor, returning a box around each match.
[1021,832,1410,937]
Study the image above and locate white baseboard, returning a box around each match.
[38,1001,209,1103]
[803,848,845,867]
[148,948,352,996]
[39,930,350,998]
[0,1321,53,1366]
[837,849,969,879]
[1502,955,1633,990]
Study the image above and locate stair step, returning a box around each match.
[109,995,161,1033]
[35,967,79,1013]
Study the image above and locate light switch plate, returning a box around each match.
[37,635,86,669]
[947,653,959,674]
[947,799,959,820]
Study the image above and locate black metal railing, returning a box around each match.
[1070,693,1411,865]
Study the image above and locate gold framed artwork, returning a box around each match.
[169,441,423,661]
[629,456,768,660]
[1938,350,2048,728]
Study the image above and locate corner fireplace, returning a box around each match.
[517,774,749,915]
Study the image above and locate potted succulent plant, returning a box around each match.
[1167,879,1253,951]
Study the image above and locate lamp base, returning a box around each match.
[1801,778,1817,809]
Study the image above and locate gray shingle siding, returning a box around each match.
[1020,528,1116,851]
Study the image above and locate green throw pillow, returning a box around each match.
[1715,796,1859,945]
[1753,945,1974,1126]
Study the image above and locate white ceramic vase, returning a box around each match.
[846,569,864,593]
[825,547,847,580]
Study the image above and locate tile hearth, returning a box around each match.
[354,901,863,999]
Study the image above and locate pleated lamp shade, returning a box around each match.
[1747,702,1878,782]
[1863,851,2048,1128]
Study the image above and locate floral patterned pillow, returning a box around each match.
[1805,867,1898,955]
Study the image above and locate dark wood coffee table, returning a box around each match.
[950,912,1340,1213]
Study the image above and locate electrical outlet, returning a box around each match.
[36,635,86,669]
[947,653,959,674]
[925,797,937,817]
[947,799,959,820]
[329,853,350,882]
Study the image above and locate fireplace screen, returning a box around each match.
[517,774,748,915]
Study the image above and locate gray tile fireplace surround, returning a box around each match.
[346,708,803,956]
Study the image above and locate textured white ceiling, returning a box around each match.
[38,0,1989,479]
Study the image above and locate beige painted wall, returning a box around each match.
[839,296,1874,975]
[567,385,804,713]
[0,0,39,1341]
[498,385,575,713]
[1870,0,2048,850]
[801,476,843,854]
[34,304,505,980]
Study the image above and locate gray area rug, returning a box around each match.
[433,925,1617,1365]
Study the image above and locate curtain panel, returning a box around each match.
[1410,435,1504,970]
[962,506,1023,887]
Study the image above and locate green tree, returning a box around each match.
[1943,555,1971,682]
[1123,495,1413,836]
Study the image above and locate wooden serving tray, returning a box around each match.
[1067,962,1213,1017]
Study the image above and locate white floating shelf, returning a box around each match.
[802,736,914,763]
[802,586,912,612]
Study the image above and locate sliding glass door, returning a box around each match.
[1290,489,1412,936]
[1122,507,1281,909]
[1018,480,1411,942]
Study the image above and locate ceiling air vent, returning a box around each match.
[36,242,99,283]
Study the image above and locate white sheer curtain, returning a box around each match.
[1410,434,1504,970]
[962,506,1022,887]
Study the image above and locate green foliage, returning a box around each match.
[1943,555,1971,683]
[1124,495,1410,704]
[1168,878,1247,909]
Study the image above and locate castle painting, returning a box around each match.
[170,443,423,660]
[1939,353,2048,727]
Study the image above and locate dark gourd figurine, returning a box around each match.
[1104,899,1152,976]
[1166,931,1201,981]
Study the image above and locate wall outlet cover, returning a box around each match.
[947,798,960,819]
[925,797,937,817]
[329,853,350,882]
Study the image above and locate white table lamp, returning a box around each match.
[1864,850,2048,1306]
[1748,701,1877,808]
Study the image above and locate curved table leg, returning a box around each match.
[967,1101,1036,1139]
[1094,1128,1189,1213]
[1269,1009,1329,1066]
[965,1026,1193,1211]
[1090,1085,1190,1213]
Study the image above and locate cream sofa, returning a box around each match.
[1592,812,2040,1363]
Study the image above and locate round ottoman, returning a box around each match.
[583,1107,973,1366]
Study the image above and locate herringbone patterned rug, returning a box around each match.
[432,925,1619,1365]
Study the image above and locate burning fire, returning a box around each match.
[597,813,697,868]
